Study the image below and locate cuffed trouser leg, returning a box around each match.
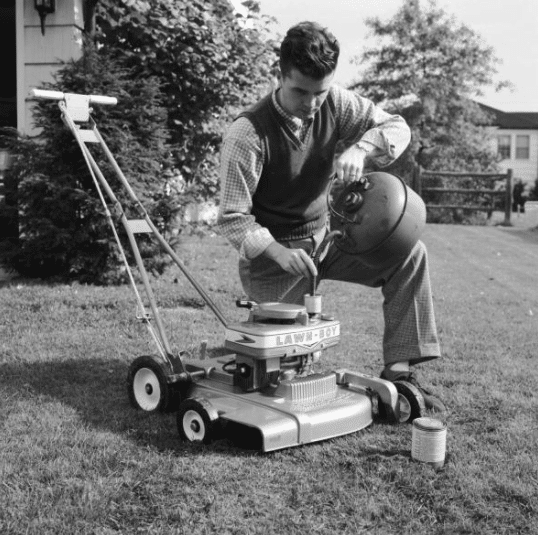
[319,240,440,366]
[380,242,440,365]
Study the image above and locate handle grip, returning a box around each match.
[30,88,118,106]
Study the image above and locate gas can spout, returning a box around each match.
[310,229,343,297]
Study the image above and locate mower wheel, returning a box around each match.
[177,398,220,445]
[127,355,181,413]
[393,380,426,422]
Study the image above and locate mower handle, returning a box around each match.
[31,88,118,106]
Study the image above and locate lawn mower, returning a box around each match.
[31,89,426,452]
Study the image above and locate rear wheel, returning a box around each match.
[393,380,425,422]
[127,355,181,413]
[396,393,413,423]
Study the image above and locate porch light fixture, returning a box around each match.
[34,0,56,36]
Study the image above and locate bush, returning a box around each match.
[94,0,278,204]
[2,45,180,284]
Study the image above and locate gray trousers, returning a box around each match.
[239,233,441,366]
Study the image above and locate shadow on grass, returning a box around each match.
[0,357,257,457]
[1,356,412,460]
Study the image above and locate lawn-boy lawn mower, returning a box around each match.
[31,89,427,452]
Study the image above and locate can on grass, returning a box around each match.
[411,417,447,469]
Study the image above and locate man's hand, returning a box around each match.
[263,242,318,279]
[335,145,369,182]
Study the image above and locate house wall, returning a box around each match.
[496,129,538,189]
[17,0,84,135]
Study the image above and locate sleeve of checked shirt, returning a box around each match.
[216,84,411,260]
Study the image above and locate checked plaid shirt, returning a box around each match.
[217,84,411,260]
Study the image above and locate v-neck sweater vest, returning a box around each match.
[237,93,339,240]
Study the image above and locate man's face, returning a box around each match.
[277,67,334,120]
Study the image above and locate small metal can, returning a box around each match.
[411,417,447,469]
[303,294,322,315]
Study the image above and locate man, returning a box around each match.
[217,21,445,412]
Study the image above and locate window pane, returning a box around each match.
[497,135,511,159]
[516,135,529,159]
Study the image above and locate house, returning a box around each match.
[479,103,538,194]
[1,0,84,139]
[1,0,84,240]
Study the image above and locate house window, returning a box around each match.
[515,135,530,159]
[497,135,511,159]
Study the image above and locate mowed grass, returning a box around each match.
[1,220,538,535]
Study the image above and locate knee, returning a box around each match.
[380,240,429,288]
[394,239,429,277]
[411,240,428,262]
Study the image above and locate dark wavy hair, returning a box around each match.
[279,21,340,80]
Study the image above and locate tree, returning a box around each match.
[92,0,278,198]
[351,0,509,176]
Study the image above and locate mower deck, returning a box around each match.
[185,359,374,452]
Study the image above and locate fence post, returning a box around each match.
[502,169,513,226]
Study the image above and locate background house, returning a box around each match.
[1,0,84,196]
[481,103,538,194]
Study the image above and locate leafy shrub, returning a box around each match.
[2,45,178,283]
[94,0,278,202]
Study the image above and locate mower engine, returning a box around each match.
[136,292,413,451]
[225,299,339,395]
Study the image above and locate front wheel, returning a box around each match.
[127,355,181,413]
[177,398,220,444]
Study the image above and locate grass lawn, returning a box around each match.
[1,216,537,534]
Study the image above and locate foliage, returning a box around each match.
[93,0,278,197]
[352,0,507,177]
[2,46,176,283]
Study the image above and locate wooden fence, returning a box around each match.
[412,167,513,226]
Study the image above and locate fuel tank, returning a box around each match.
[330,172,426,268]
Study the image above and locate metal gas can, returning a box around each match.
[330,172,426,269]
[411,417,447,469]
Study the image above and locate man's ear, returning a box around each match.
[275,68,283,87]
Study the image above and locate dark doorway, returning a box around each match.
[0,1,16,136]
[0,1,17,246]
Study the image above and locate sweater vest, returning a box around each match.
[237,92,339,240]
